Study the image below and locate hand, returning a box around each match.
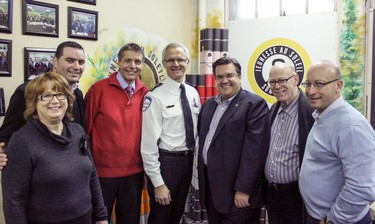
[96,221,109,224]
[234,191,250,208]
[154,184,171,205]
[0,142,8,170]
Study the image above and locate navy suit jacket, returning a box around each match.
[198,88,270,213]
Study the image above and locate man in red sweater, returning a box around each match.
[85,43,149,224]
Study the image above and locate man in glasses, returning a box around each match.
[0,41,86,169]
[299,60,375,224]
[141,42,200,223]
[265,62,314,224]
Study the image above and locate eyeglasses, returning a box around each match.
[267,75,295,87]
[163,58,188,65]
[40,92,67,101]
[301,79,339,89]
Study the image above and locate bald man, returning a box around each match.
[265,63,314,224]
[300,60,375,224]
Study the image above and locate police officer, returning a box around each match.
[141,42,200,224]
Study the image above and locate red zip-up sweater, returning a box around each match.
[85,72,148,177]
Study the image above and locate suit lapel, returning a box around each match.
[203,99,218,130]
[210,89,244,145]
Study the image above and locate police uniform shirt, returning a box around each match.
[141,76,200,187]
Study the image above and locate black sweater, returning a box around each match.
[2,119,107,223]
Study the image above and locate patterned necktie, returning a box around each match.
[126,85,133,98]
[180,84,195,150]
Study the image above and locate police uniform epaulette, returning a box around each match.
[150,83,163,91]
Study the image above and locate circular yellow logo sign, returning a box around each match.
[248,38,311,103]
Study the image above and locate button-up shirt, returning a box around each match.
[202,94,236,165]
[141,76,201,187]
[265,95,299,184]
[116,72,135,91]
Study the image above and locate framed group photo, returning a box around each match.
[68,7,98,40]
[22,1,59,37]
[67,0,96,6]
[0,0,12,33]
[24,47,55,82]
[0,39,12,77]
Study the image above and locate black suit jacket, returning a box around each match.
[198,88,270,213]
[269,88,314,167]
[0,82,28,143]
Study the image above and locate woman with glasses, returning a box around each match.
[2,72,108,224]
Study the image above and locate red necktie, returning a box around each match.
[126,86,133,98]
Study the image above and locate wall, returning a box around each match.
[228,13,338,105]
[0,0,193,126]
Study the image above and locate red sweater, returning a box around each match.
[85,73,148,177]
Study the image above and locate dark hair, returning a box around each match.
[55,41,84,59]
[24,72,75,121]
[117,43,145,62]
[212,56,242,78]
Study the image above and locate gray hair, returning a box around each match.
[162,42,190,60]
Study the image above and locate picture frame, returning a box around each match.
[0,39,12,77]
[68,7,98,40]
[22,0,59,37]
[24,47,56,82]
[0,0,13,33]
[67,0,96,6]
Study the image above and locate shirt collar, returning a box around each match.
[312,95,344,119]
[116,72,136,90]
[214,92,238,105]
[71,82,78,92]
[277,91,299,116]
[164,76,184,93]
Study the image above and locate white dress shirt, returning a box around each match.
[141,76,200,187]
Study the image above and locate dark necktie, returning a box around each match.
[180,84,195,150]
[126,86,133,98]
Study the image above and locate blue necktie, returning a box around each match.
[180,84,195,150]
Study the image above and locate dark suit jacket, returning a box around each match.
[269,88,314,167]
[73,88,86,131]
[198,88,270,214]
[0,82,28,143]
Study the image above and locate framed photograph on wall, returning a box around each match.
[0,0,13,33]
[0,39,12,77]
[67,0,96,6]
[22,0,59,37]
[68,7,98,40]
[24,47,56,82]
